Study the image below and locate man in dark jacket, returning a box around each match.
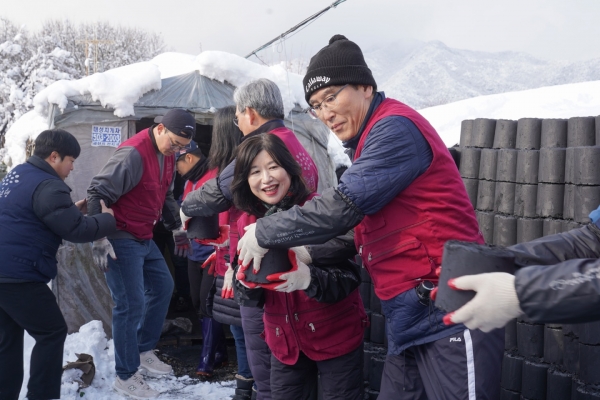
[446,207,600,330]
[0,129,116,400]
[236,35,504,400]
[87,109,193,399]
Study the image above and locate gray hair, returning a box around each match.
[233,78,285,120]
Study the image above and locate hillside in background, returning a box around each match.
[364,40,600,109]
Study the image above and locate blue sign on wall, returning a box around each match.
[91,126,122,147]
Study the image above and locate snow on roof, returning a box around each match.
[150,51,307,114]
[1,110,48,167]
[419,80,600,146]
[32,50,307,123]
[33,61,162,118]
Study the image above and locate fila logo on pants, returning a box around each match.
[449,337,462,342]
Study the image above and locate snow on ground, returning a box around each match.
[20,321,235,400]
[419,80,600,146]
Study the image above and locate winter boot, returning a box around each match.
[196,317,223,377]
[213,326,229,369]
[231,374,254,400]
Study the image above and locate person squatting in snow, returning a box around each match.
[87,109,195,399]
[0,129,116,400]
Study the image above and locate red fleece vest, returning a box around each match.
[111,129,174,240]
[238,193,367,365]
[354,98,483,300]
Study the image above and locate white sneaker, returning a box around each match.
[113,371,159,399]
[139,349,173,376]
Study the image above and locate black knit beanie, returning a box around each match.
[303,34,377,103]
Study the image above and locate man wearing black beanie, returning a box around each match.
[238,35,503,400]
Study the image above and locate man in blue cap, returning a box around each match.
[88,109,194,399]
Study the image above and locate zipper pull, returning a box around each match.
[359,245,363,256]
[308,323,315,332]
[276,327,280,337]
[294,313,299,322]
[285,315,289,323]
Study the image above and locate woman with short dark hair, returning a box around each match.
[232,134,367,400]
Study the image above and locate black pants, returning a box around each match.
[0,282,68,400]
[188,258,215,318]
[241,305,272,400]
[270,344,364,400]
[378,328,504,400]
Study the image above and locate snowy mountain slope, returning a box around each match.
[364,40,600,109]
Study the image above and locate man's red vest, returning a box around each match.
[354,98,483,300]
[111,129,174,240]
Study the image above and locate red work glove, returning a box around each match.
[198,225,230,248]
[236,264,262,289]
[201,252,217,276]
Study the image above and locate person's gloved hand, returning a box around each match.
[237,223,268,273]
[221,264,235,299]
[201,252,217,276]
[429,266,443,301]
[172,227,190,258]
[180,208,192,231]
[266,249,312,293]
[236,264,262,289]
[198,225,230,248]
[92,238,117,273]
[442,272,524,332]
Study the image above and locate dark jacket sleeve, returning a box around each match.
[254,116,432,249]
[303,232,361,303]
[161,171,181,230]
[33,180,116,242]
[87,147,142,216]
[181,176,232,217]
[510,223,600,323]
[256,187,364,248]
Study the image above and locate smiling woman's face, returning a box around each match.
[247,150,291,205]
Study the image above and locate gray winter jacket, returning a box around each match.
[511,221,600,324]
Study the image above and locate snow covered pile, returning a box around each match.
[20,321,236,400]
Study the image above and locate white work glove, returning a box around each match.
[290,246,311,265]
[92,238,116,273]
[237,223,268,273]
[444,272,524,332]
[221,264,235,299]
[180,208,192,230]
[271,250,312,293]
[172,227,190,258]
